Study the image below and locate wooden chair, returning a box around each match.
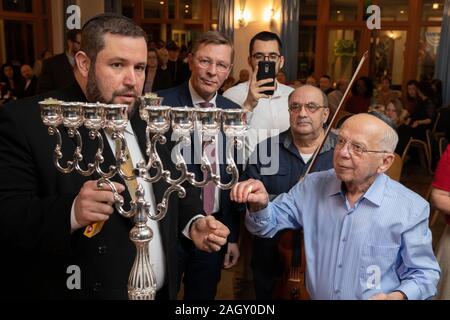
[385,153,403,181]
[401,134,433,175]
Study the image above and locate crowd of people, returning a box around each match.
[0,12,449,301]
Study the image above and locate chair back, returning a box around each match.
[386,153,403,181]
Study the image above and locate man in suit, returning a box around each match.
[158,31,244,299]
[0,13,229,300]
[19,64,37,98]
[36,29,81,94]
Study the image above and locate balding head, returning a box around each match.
[289,84,328,107]
[20,64,34,80]
[334,113,397,187]
[341,113,398,153]
[288,85,329,141]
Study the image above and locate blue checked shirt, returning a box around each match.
[246,169,440,300]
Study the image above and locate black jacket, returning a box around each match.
[0,84,201,299]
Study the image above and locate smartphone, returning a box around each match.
[256,60,276,96]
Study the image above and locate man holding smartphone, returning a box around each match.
[223,31,294,158]
[223,31,293,299]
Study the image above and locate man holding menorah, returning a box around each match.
[0,13,230,300]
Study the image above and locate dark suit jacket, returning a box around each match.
[36,53,76,94]
[19,76,37,98]
[0,84,201,299]
[157,82,244,243]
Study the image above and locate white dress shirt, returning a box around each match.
[188,80,220,214]
[223,80,294,158]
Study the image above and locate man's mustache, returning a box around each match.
[113,88,139,98]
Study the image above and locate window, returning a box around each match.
[298,26,316,79]
[1,19,35,65]
[2,0,32,13]
[330,0,358,21]
[136,0,217,44]
[422,0,445,21]
[122,0,135,19]
[179,0,203,20]
[210,0,218,20]
[326,29,361,81]
[299,0,317,21]
[370,29,407,86]
[417,26,441,81]
[378,0,408,21]
[144,0,165,19]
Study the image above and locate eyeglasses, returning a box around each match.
[251,52,281,62]
[195,56,231,73]
[336,136,390,157]
[288,102,325,113]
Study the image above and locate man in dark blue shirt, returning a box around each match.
[243,84,336,299]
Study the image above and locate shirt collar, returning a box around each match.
[188,79,217,107]
[281,128,337,154]
[328,171,387,207]
[66,52,75,67]
[360,173,386,206]
[124,122,134,136]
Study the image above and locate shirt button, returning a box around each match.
[97,245,107,255]
[338,264,342,268]
[341,238,347,242]
[335,289,341,294]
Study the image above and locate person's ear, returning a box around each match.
[188,52,194,72]
[75,51,91,78]
[377,153,395,174]
[323,107,330,124]
[248,56,255,71]
[279,56,285,71]
[226,64,233,79]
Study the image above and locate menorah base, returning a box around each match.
[128,224,157,300]
[128,285,157,300]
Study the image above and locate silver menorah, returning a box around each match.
[39,94,247,300]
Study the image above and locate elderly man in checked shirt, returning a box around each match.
[231,113,440,300]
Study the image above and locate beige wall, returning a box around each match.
[232,0,282,79]
[51,0,65,55]
[77,0,105,26]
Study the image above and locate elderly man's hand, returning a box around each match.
[369,291,406,300]
[190,215,230,252]
[230,179,269,212]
